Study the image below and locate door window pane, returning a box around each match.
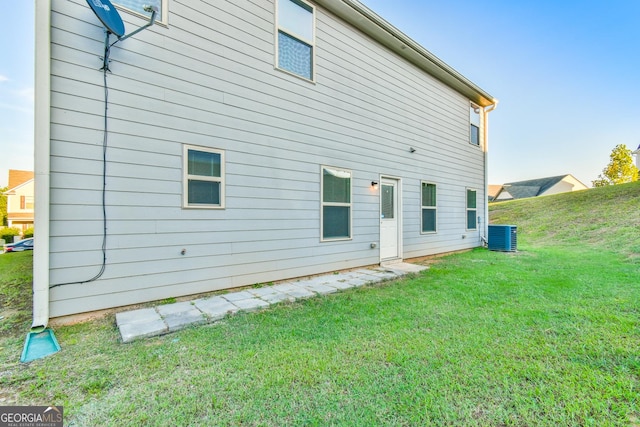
[381,184,394,219]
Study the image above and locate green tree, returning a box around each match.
[0,186,7,227]
[592,144,639,187]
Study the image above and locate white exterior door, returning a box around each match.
[380,178,399,260]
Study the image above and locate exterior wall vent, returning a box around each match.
[488,225,517,252]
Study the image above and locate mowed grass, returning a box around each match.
[0,251,33,334]
[0,182,638,425]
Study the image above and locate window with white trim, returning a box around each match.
[421,182,436,233]
[276,0,315,80]
[112,0,167,24]
[321,166,351,240]
[466,188,477,230]
[183,145,225,208]
[470,103,481,146]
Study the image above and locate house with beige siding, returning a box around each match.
[4,170,35,232]
[32,0,496,325]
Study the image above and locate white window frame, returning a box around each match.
[112,0,169,25]
[420,181,437,234]
[466,188,477,231]
[470,102,481,146]
[183,145,225,209]
[275,0,316,82]
[320,165,352,242]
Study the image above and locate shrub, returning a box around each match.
[22,227,34,239]
[0,227,21,244]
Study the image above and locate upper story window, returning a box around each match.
[183,145,225,209]
[112,0,167,24]
[321,166,352,241]
[276,0,315,81]
[470,103,481,146]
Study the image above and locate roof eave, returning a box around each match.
[315,0,497,107]
[4,178,34,194]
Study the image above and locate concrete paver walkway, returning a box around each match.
[116,262,427,343]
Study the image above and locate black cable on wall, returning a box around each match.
[50,42,112,289]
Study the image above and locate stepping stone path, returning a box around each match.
[116,263,427,343]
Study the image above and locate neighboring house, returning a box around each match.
[4,170,35,232]
[488,184,509,202]
[633,144,640,170]
[490,174,588,201]
[32,0,497,321]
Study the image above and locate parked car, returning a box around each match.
[3,238,34,253]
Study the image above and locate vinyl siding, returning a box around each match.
[48,0,487,316]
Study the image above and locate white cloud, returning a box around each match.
[0,75,9,82]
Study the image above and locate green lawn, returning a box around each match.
[1,182,639,426]
[0,250,33,334]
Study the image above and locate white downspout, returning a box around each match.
[482,100,498,244]
[32,0,51,331]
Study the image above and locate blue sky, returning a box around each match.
[1,1,639,187]
[358,0,640,186]
[0,1,34,187]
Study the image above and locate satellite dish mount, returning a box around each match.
[86,0,158,71]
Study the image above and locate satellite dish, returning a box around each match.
[86,0,125,37]
[85,0,158,71]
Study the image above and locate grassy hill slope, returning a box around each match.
[490,181,640,259]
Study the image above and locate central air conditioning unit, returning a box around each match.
[488,225,517,252]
